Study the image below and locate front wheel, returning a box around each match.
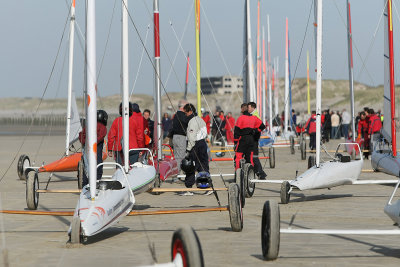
[171,225,204,267]
[261,200,280,261]
[26,171,39,210]
[228,183,243,232]
[269,147,275,168]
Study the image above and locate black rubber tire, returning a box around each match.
[261,200,280,261]
[280,181,291,204]
[219,138,226,157]
[152,174,161,195]
[245,164,255,198]
[307,155,316,169]
[239,165,247,208]
[70,216,82,244]
[77,160,84,189]
[301,139,306,160]
[269,147,275,169]
[26,171,39,210]
[17,154,30,180]
[235,168,241,185]
[228,183,243,232]
[171,225,204,267]
[290,136,295,154]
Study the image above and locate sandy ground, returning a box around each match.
[0,132,400,266]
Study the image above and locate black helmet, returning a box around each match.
[119,102,133,117]
[195,171,211,189]
[97,110,108,126]
[180,158,195,174]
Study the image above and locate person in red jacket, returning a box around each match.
[79,110,108,185]
[108,103,144,167]
[202,109,211,136]
[225,112,235,145]
[234,109,267,179]
[130,103,149,147]
[304,111,317,150]
[368,108,382,151]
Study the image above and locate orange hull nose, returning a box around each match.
[38,152,107,173]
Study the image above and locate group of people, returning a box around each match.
[78,103,154,187]
[302,107,383,158]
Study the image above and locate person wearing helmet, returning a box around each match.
[180,103,209,195]
[78,110,108,186]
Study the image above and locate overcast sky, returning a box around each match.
[0,0,395,99]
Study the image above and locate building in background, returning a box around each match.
[201,75,243,95]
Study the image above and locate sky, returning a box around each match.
[0,0,396,99]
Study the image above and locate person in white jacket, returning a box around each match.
[181,103,209,193]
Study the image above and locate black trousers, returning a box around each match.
[82,141,104,187]
[185,139,209,188]
[309,133,316,150]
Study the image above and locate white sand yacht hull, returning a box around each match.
[290,160,363,191]
[371,152,400,177]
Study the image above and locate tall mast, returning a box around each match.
[122,0,129,172]
[284,18,289,133]
[184,52,190,100]
[256,0,261,115]
[346,0,356,142]
[274,57,279,117]
[65,0,76,156]
[86,0,97,199]
[387,0,396,156]
[262,27,266,124]
[195,0,201,116]
[245,0,256,102]
[267,15,272,132]
[153,0,163,164]
[315,0,322,167]
[307,50,310,115]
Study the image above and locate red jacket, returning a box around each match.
[79,122,107,146]
[357,119,368,136]
[234,113,265,142]
[305,114,316,134]
[202,114,211,134]
[225,116,235,131]
[131,112,147,147]
[108,116,144,152]
[368,114,382,134]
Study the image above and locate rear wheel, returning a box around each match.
[300,139,306,160]
[280,181,291,204]
[261,200,280,261]
[289,136,295,154]
[17,154,30,180]
[228,183,243,232]
[171,225,204,267]
[245,164,255,198]
[307,155,316,169]
[77,160,84,189]
[70,216,82,244]
[269,147,275,168]
[26,171,39,210]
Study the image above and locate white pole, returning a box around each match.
[86,0,97,199]
[65,0,76,156]
[284,18,289,134]
[316,0,323,167]
[262,27,266,124]
[274,57,279,117]
[346,0,356,142]
[121,0,129,173]
[153,0,163,166]
[267,15,273,133]
[246,0,256,102]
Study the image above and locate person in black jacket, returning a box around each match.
[169,100,193,172]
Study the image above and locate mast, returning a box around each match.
[274,57,279,117]
[65,0,76,156]
[184,52,190,100]
[346,0,356,142]
[153,0,163,164]
[86,0,97,199]
[267,15,272,132]
[307,50,310,114]
[315,0,322,167]
[262,27,266,125]
[122,0,129,172]
[245,0,256,102]
[195,0,201,116]
[256,0,261,115]
[284,18,289,133]
[382,0,396,155]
